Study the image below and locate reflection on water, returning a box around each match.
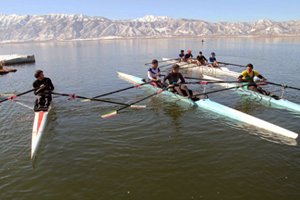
[147,94,192,132]
[233,97,264,113]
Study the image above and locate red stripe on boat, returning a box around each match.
[36,111,44,135]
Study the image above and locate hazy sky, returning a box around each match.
[0,0,299,22]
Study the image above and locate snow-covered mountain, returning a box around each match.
[0,14,299,43]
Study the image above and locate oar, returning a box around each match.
[158,62,174,68]
[144,58,179,65]
[184,80,241,85]
[52,92,146,108]
[183,76,240,82]
[80,83,149,102]
[0,88,35,103]
[194,83,256,97]
[101,87,168,118]
[172,84,253,101]
[183,76,209,81]
[218,62,245,68]
[175,64,204,71]
[0,93,14,97]
[161,62,190,72]
[265,82,300,91]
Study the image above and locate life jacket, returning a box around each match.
[179,53,185,58]
[149,67,160,75]
[244,70,257,82]
[168,72,180,85]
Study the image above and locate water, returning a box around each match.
[1,37,300,199]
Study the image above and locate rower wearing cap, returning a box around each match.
[163,64,194,99]
[208,52,219,68]
[179,50,185,61]
[237,63,269,95]
[196,51,207,65]
[147,59,164,88]
[183,50,194,63]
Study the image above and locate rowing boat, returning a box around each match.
[200,74,300,114]
[31,102,52,160]
[118,72,298,139]
[162,57,240,77]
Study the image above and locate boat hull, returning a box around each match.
[31,104,51,160]
[162,57,240,77]
[117,72,298,139]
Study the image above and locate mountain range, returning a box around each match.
[0,14,299,43]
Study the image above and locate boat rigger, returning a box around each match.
[200,74,300,114]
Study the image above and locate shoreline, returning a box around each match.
[1,35,300,45]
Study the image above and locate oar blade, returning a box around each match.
[130,105,146,108]
[101,111,117,118]
[0,93,14,97]
[79,99,91,102]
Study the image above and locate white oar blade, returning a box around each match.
[79,99,91,102]
[101,111,117,118]
[220,67,230,71]
[130,105,146,108]
[0,93,14,97]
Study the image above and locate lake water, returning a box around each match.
[1,37,300,199]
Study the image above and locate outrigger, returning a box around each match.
[199,74,300,114]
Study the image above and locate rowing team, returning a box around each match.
[178,50,219,68]
[30,60,275,107]
[148,59,278,100]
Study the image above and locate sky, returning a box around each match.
[0,0,299,22]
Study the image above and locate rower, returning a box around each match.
[208,52,219,68]
[183,50,194,63]
[237,63,269,95]
[163,64,194,99]
[196,51,207,66]
[179,50,185,61]
[33,70,55,108]
[147,59,164,88]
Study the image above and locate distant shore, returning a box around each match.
[1,35,300,45]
